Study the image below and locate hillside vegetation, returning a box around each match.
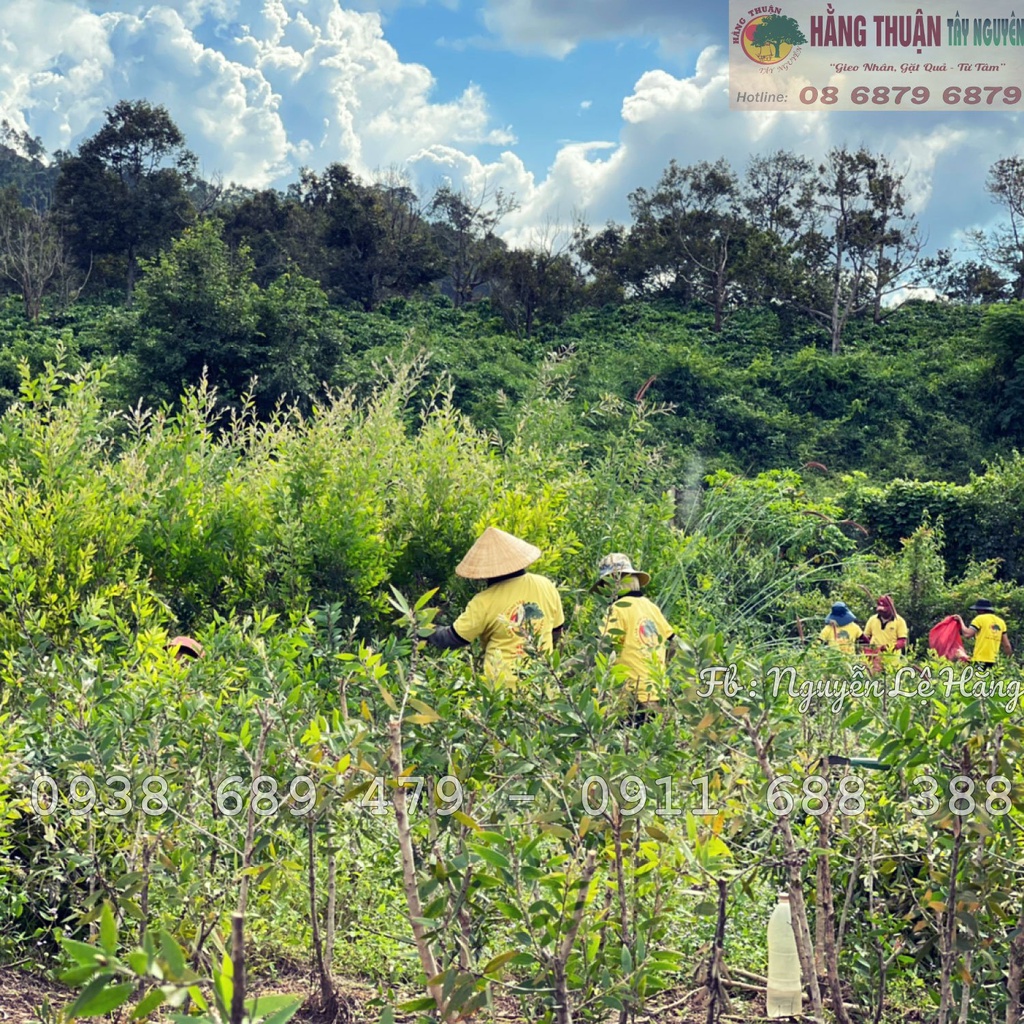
[2,103,1024,1024]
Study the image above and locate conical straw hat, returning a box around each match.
[456,527,541,579]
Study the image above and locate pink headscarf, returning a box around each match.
[876,595,897,624]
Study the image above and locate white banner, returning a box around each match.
[729,2,1024,111]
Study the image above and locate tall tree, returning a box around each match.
[54,100,196,298]
[119,219,343,411]
[973,157,1024,300]
[428,183,516,307]
[626,159,760,330]
[790,146,921,353]
[488,240,581,337]
[0,186,65,319]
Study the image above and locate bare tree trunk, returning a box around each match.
[740,716,825,1021]
[387,720,444,1011]
[307,818,336,1007]
[552,852,598,1024]
[230,913,245,1024]
[325,833,337,970]
[238,713,272,917]
[1007,903,1024,1024]
[816,766,852,1024]
[704,878,731,1024]
[937,815,964,1024]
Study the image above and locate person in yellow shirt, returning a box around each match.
[594,553,675,722]
[426,527,564,686]
[859,595,908,655]
[962,599,1012,667]
[818,602,862,654]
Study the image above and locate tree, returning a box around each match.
[54,100,196,298]
[428,183,516,306]
[113,219,342,412]
[488,241,581,337]
[789,146,922,353]
[624,159,762,330]
[973,157,1024,300]
[751,15,807,58]
[743,151,816,245]
[0,186,71,319]
[366,170,444,306]
[0,121,58,211]
[920,249,1009,304]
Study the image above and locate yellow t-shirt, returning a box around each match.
[819,621,863,654]
[862,614,908,653]
[970,613,1007,663]
[601,594,674,703]
[453,572,565,685]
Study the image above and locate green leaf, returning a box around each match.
[378,1011,396,1024]
[66,978,134,1019]
[256,999,304,1024]
[621,945,633,974]
[397,996,439,1011]
[130,987,166,1020]
[99,902,118,956]
[59,965,100,987]
[159,930,187,979]
[62,938,107,967]
[481,951,518,974]
[470,845,511,871]
[247,995,305,1017]
[126,951,149,976]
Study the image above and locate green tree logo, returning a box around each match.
[744,15,807,63]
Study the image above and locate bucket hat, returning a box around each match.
[969,598,996,613]
[826,601,856,627]
[595,552,650,588]
[455,527,541,579]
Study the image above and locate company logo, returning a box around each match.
[732,7,807,65]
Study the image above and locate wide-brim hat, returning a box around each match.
[456,527,541,579]
[595,552,651,588]
[826,602,856,627]
[969,598,995,613]
[167,635,204,659]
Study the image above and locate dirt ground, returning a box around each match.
[0,966,756,1024]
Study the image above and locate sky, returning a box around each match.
[0,0,1021,258]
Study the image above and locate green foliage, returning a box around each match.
[113,220,345,412]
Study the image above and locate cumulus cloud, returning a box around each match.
[409,45,1022,260]
[0,0,513,188]
[0,0,1019,260]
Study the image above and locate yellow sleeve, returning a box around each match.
[453,592,492,643]
[896,617,908,640]
[546,579,565,629]
[653,604,674,642]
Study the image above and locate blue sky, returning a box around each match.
[0,0,1020,262]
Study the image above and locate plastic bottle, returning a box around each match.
[767,891,803,1017]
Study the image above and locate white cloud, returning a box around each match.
[0,0,513,188]
[407,45,1022,263]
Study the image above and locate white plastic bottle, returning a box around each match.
[767,891,803,1017]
